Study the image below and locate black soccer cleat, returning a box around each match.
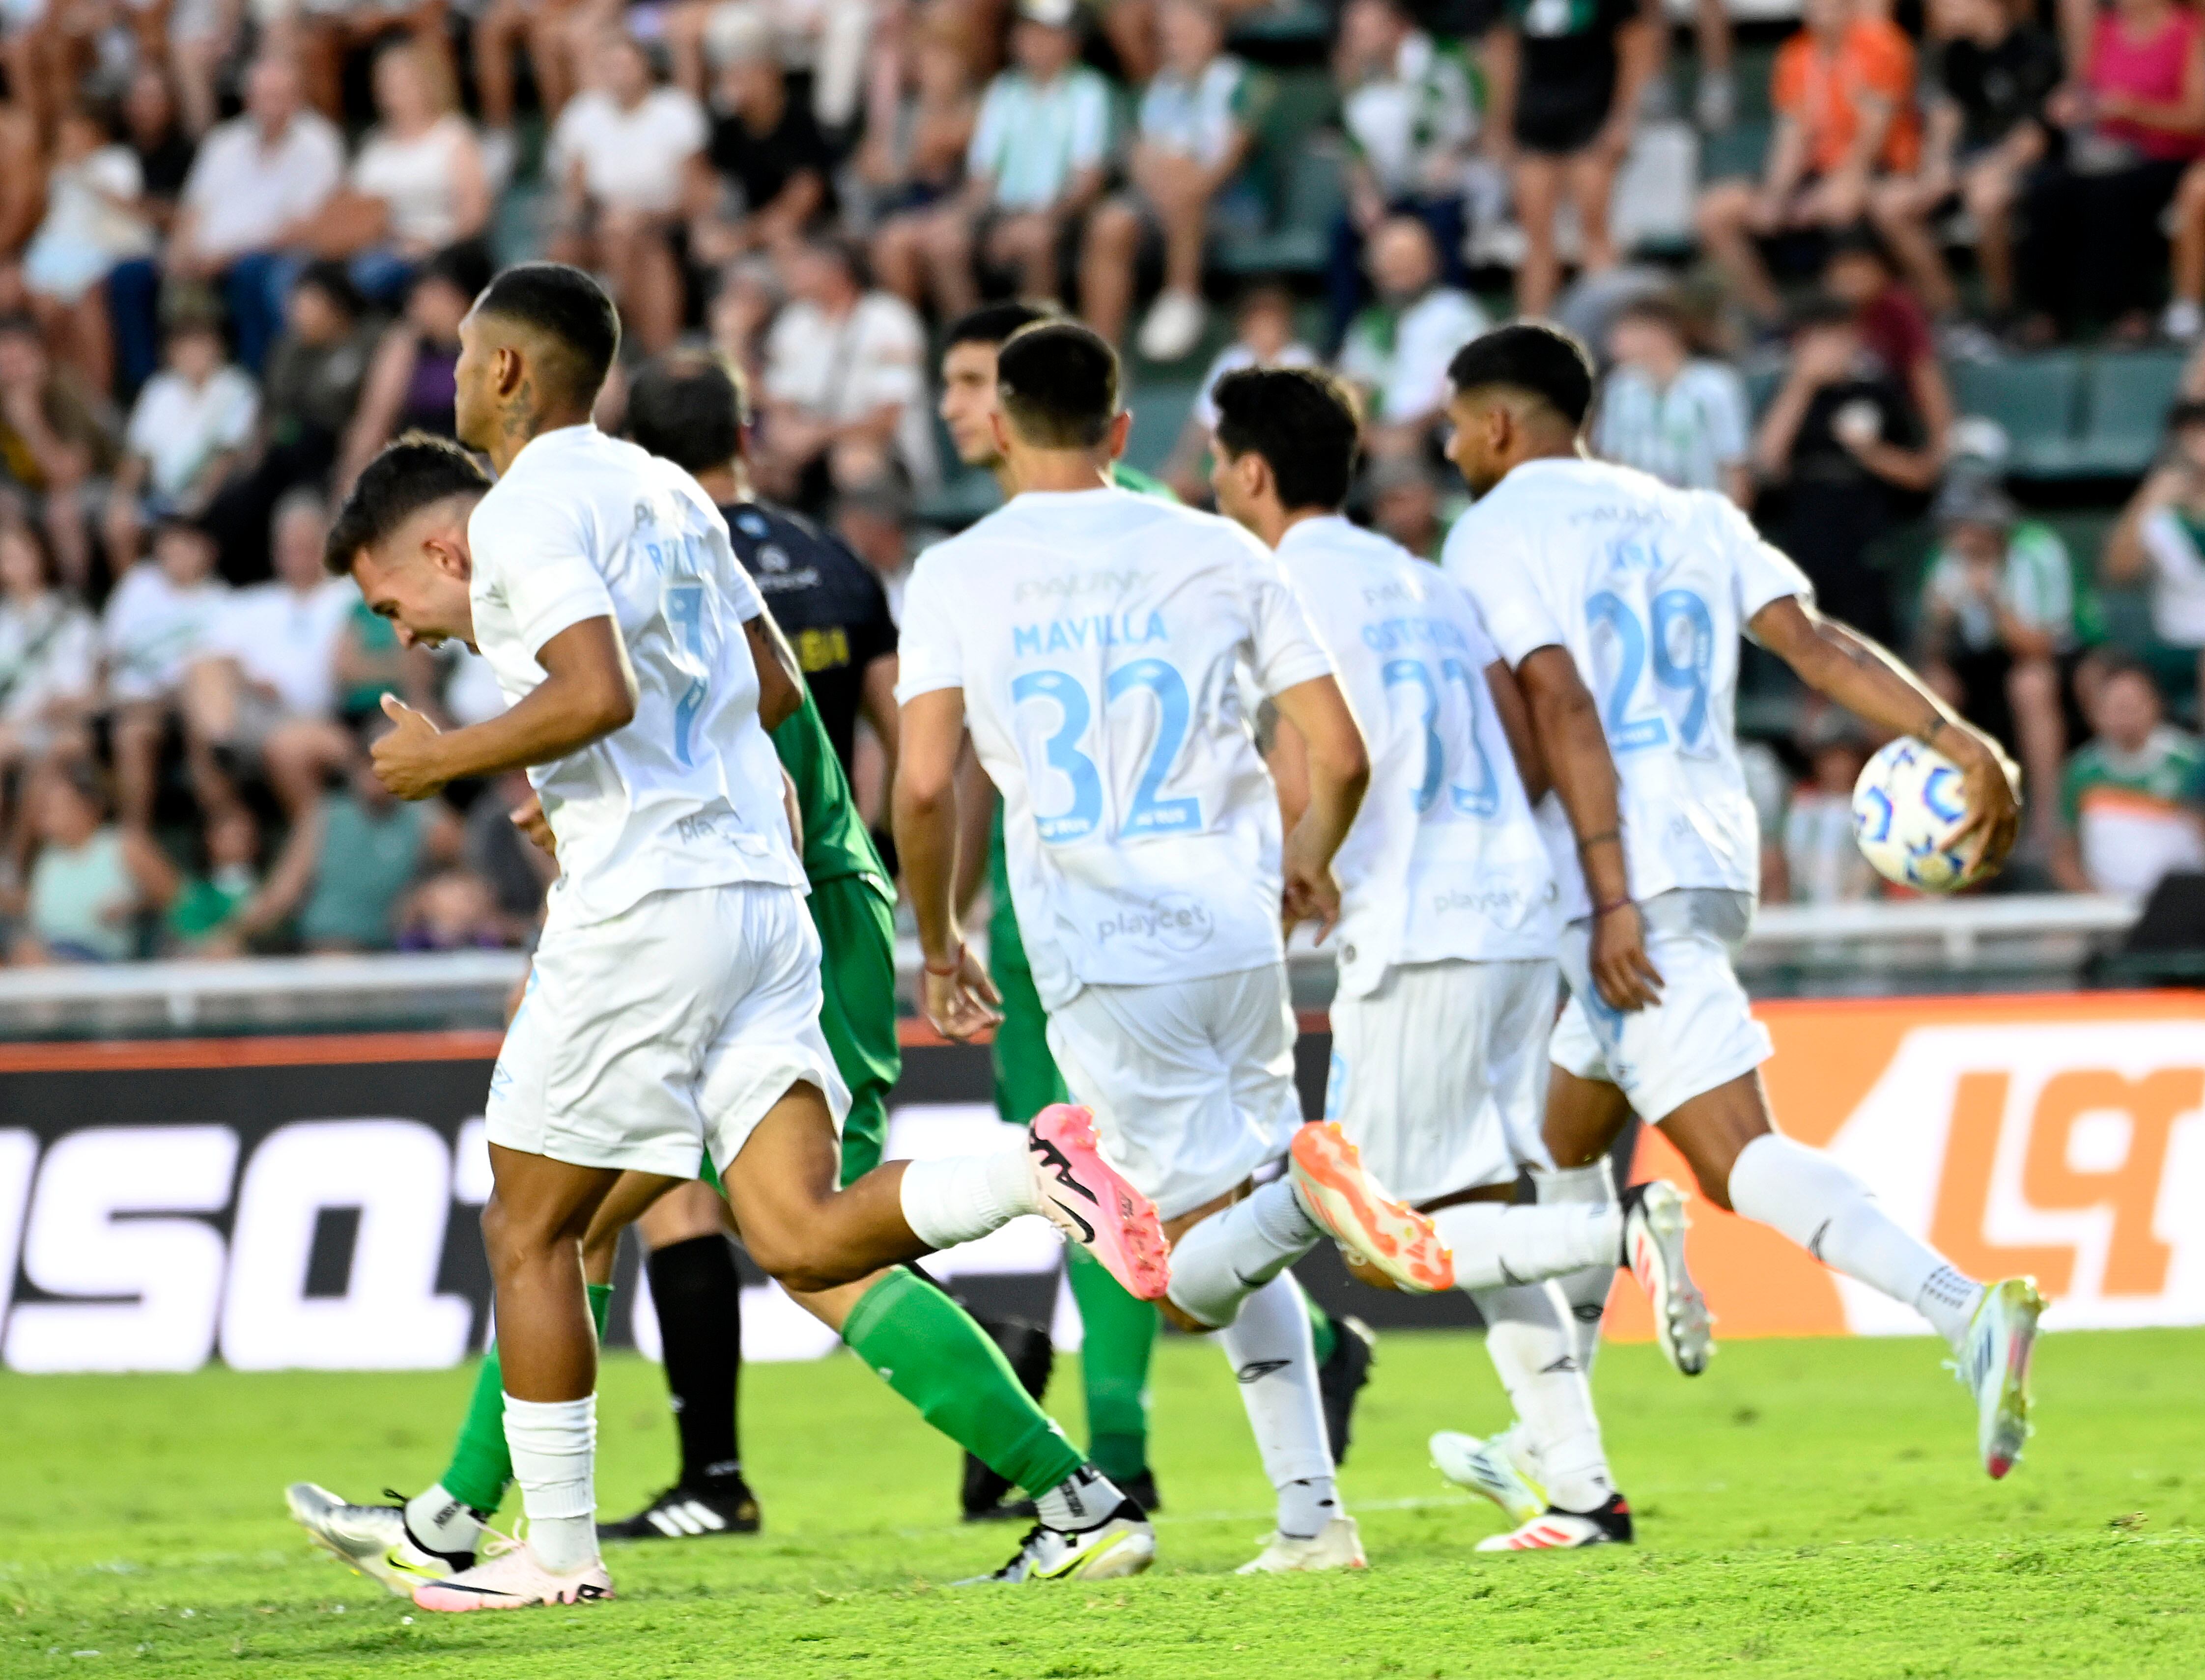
[597,1474,761,1541]
[1317,1314,1377,1465]
[961,1315,1056,1521]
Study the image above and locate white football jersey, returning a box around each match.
[1442,457,1810,920]
[468,424,803,925]
[1276,517,1557,995]
[897,487,1335,1008]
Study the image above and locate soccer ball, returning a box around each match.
[1851,736,1978,892]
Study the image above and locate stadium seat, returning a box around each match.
[1948,353,2086,477]
[1218,70,1342,278]
[2071,350,2186,476]
[1123,381,1204,475]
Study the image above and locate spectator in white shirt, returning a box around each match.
[23,103,157,399]
[102,313,257,584]
[1591,292,1753,505]
[758,235,939,503]
[1080,0,1268,358]
[1334,215,1488,457]
[163,55,345,373]
[892,0,1112,320]
[101,516,229,829]
[548,32,709,353]
[0,519,97,834]
[1162,281,1319,500]
[321,38,492,306]
[182,489,357,820]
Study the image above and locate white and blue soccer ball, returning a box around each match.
[1851,736,1978,892]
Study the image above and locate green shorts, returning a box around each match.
[699,870,901,1191]
[988,809,1068,1126]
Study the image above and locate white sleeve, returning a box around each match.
[1440,574,1502,670]
[123,383,162,458]
[967,82,1009,180]
[1242,545,1336,696]
[472,497,616,659]
[891,551,964,701]
[216,372,257,448]
[2140,505,2198,580]
[1442,514,1564,670]
[1712,495,1813,624]
[1069,76,1111,171]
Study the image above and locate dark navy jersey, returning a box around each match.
[719,501,898,775]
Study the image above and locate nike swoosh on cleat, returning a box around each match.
[1029,1137,1099,1204]
[1046,1196,1097,1244]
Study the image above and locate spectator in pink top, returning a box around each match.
[2020,0,2205,340]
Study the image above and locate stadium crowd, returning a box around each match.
[0,0,2202,963]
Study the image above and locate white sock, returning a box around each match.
[1164,1178,1321,1328]
[503,1394,598,1573]
[403,1482,484,1557]
[1727,1133,1983,1349]
[1430,1201,1622,1291]
[1033,1463,1127,1531]
[1471,1282,1614,1514]
[1534,1161,1620,1373]
[1217,1273,1337,1533]
[897,1135,1035,1249]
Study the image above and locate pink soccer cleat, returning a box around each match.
[1027,1104,1170,1302]
[410,1533,613,1612]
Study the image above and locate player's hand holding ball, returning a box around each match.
[371,693,450,801]
[1852,720,2022,891]
[921,942,1004,1043]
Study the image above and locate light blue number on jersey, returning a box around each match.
[1587,587,1716,756]
[664,582,708,768]
[1382,655,1499,819]
[1013,661,1201,843]
[1107,659,1201,836]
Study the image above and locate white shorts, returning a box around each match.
[1044,964,1302,1221]
[1550,888,1772,1125]
[486,881,849,1180]
[1327,957,1559,1203]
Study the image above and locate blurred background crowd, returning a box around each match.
[1,0,2203,967]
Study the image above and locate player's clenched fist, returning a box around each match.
[371,692,450,800]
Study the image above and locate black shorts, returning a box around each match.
[1513,69,1615,156]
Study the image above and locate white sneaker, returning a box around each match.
[1431,1426,1547,1526]
[964,1504,1158,1583]
[1236,1515,1367,1574]
[1289,1122,1454,1293]
[411,1532,613,1611]
[1475,1493,1633,1552]
[1957,1276,2046,1479]
[2164,299,2204,342]
[1136,288,1207,363]
[1621,1180,1714,1375]
[284,1483,467,1597]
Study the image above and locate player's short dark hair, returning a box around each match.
[1212,366,1362,513]
[474,261,621,407]
[626,350,747,474]
[1446,322,1596,429]
[944,300,1060,352]
[325,432,491,574]
[995,321,1119,448]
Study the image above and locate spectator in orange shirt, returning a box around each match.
[1696,0,1921,327]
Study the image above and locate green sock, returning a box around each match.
[439,1282,614,1514]
[1064,1243,1156,1483]
[843,1268,1087,1496]
[1297,1275,1338,1365]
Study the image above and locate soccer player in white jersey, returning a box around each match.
[1438,324,2045,1482]
[333,265,1170,1606]
[1209,364,1716,1551]
[895,322,1453,1573]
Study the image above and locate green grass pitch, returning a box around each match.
[4,1326,2201,1679]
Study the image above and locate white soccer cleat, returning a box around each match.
[1431,1426,1547,1527]
[964,1507,1158,1583]
[410,1532,613,1611]
[284,1483,466,1597]
[1958,1275,2046,1479]
[1475,1493,1634,1552]
[1289,1122,1454,1293]
[1621,1180,1714,1375]
[1236,1515,1368,1574]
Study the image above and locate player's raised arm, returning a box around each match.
[1749,594,2022,871]
[1514,645,1664,1011]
